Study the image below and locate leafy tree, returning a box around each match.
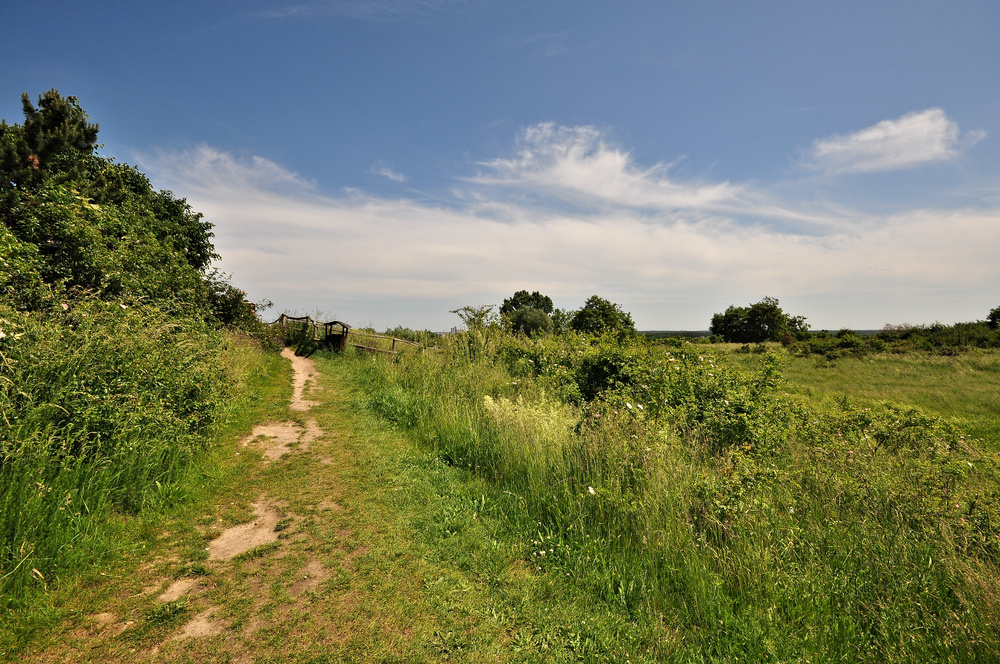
[988,306,1000,330]
[500,290,555,336]
[710,296,808,343]
[450,304,497,330]
[500,290,554,315]
[570,295,636,336]
[550,307,572,334]
[509,306,552,337]
[1,90,99,204]
[0,89,260,333]
[82,156,217,272]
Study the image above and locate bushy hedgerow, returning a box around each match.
[0,300,229,601]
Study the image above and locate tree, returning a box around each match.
[988,306,1000,330]
[570,295,636,336]
[1,90,99,203]
[709,296,808,343]
[499,290,555,336]
[0,90,256,326]
[500,290,554,315]
[508,306,552,337]
[450,304,497,330]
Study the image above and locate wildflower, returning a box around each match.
[626,402,632,410]
[637,404,644,410]
[588,486,595,495]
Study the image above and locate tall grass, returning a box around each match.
[335,330,1000,661]
[0,299,229,604]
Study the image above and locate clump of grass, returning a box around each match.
[177,563,211,578]
[232,541,281,562]
[146,597,188,625]
[0,299,234,605]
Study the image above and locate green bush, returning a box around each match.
[0,301,230,601]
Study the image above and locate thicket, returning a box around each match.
[0,90,265,605]
[710,296,808,343]
[785,321,1000,359]
[341,322,1000,661]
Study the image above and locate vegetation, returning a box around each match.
[330,310,1000,661]
[570,294,636,337]
[710,296,808,343]
[0,90,266,608]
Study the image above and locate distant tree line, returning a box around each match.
[707,297,1000,356]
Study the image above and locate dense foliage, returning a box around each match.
[0,90,266,604]
[710,296,809,343]
[570,294,636,337]
[499,289,554,316]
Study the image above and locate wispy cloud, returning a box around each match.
[471,123,742,211]
[138,144,316,196]
[369,161,407,182]
[141,128,1000,330]
[469,123,845,230]
[502,31,572,57]
[248,0,473,23]
[805,108,984,174]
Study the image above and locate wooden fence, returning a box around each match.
[271,314,419,355]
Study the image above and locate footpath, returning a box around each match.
[22,349,518,663]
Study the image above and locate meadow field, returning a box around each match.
[326,325,1000,662]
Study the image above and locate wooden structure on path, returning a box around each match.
[272,314,419,355]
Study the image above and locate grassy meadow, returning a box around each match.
[728,345,1000,445]
[327,326,1000,662]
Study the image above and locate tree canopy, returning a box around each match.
[570,295,636,336]
[500,290,554,315]
[709,296,808,343]
[0,89,256,327]
[988,306,1000,330]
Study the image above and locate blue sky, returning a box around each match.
[3,1,999,331]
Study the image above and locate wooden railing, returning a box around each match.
[270,314,419,355]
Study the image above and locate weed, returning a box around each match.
[146,597,188,625]
[233,541,281,562]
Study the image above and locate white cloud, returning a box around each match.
[806,108,984,173]
[473,123,743,211]
[369,162,408,182]
[139,144,316,196]
[141,131,1000,331]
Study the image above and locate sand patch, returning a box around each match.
[157,578,196,602]
[318,498,342,511]
[172,610,225,640]
[208,501,284,561]
[240,419,324,461]
[282,347,320,411]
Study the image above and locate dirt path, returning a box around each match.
[26,349,353,662]
[22,348,530,663]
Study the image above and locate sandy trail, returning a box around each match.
[281,346,320,411]
[110,346,328,654]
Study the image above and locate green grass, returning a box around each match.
[0,327,287,657]
[728,345,1000,444]
[9,330,1000,662]
[326,331,1000,662]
